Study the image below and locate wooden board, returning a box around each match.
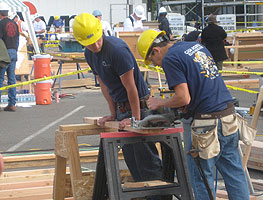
[224,79,259,89]
[118,31,144,59]
[53,79,95,89]
[83,117,164,134]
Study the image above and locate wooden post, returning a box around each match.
[53,155,67,200]
[242,86,263,169]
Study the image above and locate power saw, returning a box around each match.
[131,109,182,129]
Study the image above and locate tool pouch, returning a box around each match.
[191,119,220,160]
[236,114,257,146]
[221,114,238,136]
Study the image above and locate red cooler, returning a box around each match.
[32,54,51,79]
[34,80,52,105]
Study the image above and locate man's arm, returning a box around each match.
[97,75,116,119]
[120,69,141,120]
[148,83,191,110]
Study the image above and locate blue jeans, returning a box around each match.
[0,49,17,106]
[116,108,162,200]
[184,118,250,200]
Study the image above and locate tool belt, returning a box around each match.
[116,96,149,113]
[194,103,235,120]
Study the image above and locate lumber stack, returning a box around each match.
[240,141,263,171]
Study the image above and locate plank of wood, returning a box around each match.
[0,174,55,184]
[83,117,164,134]
[53,79,95,89]
[0,180,53,190]
[2,150,105,169]
[123,180,172,188]
[0,186,53,199]
[224,79,259,89]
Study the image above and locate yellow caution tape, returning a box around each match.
[223,61,263,64]
[0,68,91,91]
[226,85,259,94]
[220,70,263,75]
[226,27,263,33]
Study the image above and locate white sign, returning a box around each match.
[167,13,185,36]
[216,14,236,31]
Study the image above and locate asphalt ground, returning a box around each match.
[0,69,262,198]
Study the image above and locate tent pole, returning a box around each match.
[23,11,40,54]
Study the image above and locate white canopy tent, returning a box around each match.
[1,0,40,54]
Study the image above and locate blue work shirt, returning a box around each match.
[53,19,64,28]
[85,36,149,103]
[163,41,232,116]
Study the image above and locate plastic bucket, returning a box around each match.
[32,54,52,79]
[34,80,52,105]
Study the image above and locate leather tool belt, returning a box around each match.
[116,96,149,113]
[194,103,235,120]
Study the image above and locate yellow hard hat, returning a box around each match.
[73,13,102,46]
[137,29,166,65]
[54,15,59,20]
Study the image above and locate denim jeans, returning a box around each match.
[0,49,17,106]
[184,118,250,200]
[116,108,162,200]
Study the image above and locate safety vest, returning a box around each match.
[17,20,22,32]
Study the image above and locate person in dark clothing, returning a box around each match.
[183,30,201,42]
[201,14,228,70]
[0,2,19,112]
[158,7,173,40]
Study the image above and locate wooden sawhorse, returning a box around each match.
[53,123,118,200]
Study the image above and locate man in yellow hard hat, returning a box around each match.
[53,15,64,33]
[137,29,250,200]
[73,13,162,200]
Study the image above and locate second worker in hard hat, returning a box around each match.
[123,5,145,31]
[92,10,112,36]
[137,29,250,200]
[158,7,173,40]
[53,15,64,33]
[73,13,162,200]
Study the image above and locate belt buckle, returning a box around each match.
[200,114,212,119]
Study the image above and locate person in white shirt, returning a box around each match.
[123,5,145,31]
[33,13,46,40]
[92,10,112,36]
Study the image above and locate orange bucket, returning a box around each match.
[34,80,52,105]
[32,54,51,79]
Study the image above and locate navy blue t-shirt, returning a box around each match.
[85,36,149,103]
[163,41,232,116]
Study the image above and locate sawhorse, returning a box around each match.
[92,128,194,200]
[52,60,86,91]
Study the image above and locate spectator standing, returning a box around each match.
[201,14,228,70]
[123,5,145,31]
[92,10,112,36]
[33,13,46,40]
[158,7,173,40]
[53,15,64,33]
[137,29,250,200]
[0,2,19,112]
[73,13,162,200]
